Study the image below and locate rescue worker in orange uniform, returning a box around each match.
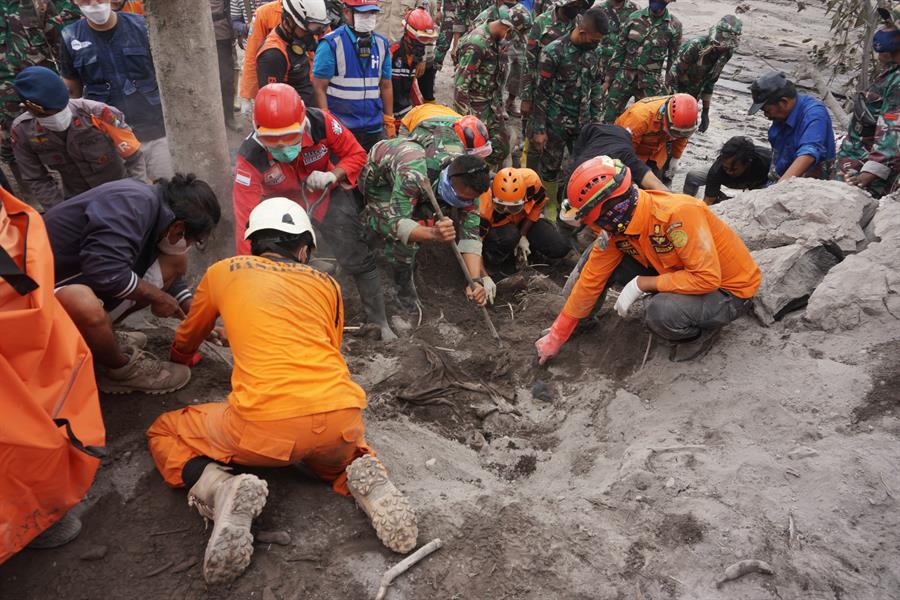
[535,156,761,362]
[239,0,282,107]
[256,0,331,107]
[480,167,570,269]
[615,93,698,185]
[146,198,418,586]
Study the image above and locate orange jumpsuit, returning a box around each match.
[239,0,282,100]
[478,168,545,232]
[615,96,690,169]
[146,256,371,496]
[564,189,761,320]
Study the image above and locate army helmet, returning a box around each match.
[711,14,742,48]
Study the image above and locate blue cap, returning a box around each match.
[13,66,70,111]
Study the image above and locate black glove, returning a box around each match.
[699,110,710,133]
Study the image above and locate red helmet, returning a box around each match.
[453,115,492,158]
[663,93,699,138]
[253,83,307,144]
[404,7,437,43]
[562,156,632,225]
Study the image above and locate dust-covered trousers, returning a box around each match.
[505,40,524,98]
[529,122,580,183]
[434,10,462,67]
[483,219,570,265]
[601,69,669,123]
[147,403,373,496]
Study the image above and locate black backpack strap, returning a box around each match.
[53,418,108,459]
[0,212,38,296]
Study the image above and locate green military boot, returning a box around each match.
[392,263,420,314]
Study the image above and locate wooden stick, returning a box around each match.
[374,538,443,600]
[420,185,500,343]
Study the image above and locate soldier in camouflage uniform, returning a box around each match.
[0,1,79,178]
[471,3,531,117]
[595,0,638,72]
[671,14,741,133]
[434,0,466,69]
[453,8,514,169]
[361,133,490,310]
[530,6,608,213]
[833,6,900,197]
[601,0,681,122]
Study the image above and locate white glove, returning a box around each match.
[515,236,531,266]
[614,277,647,318]
[240,98,253,115]
[664,158,680,180]
[306,170,337,190]
[482,276,497,305]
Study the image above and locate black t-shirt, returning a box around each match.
[256,28,315,107]
[562,124,652,193]
[704,145,772,198]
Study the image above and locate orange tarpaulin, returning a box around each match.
[0,188,105,563]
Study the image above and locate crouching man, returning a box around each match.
[147,198,418,585]
[535,156,761,363]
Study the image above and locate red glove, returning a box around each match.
[170,342,202,366]
[535,313,579,365]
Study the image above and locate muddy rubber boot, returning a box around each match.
[392,264,420,315]
[346,455,418,553]
[354,270,398,341]
[27,512,82,549]
[188,464,269,585]
[95,349,191,395]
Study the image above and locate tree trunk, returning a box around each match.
[143,0,234,274]
[860,0,875,92]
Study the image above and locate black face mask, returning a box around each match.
[575,40,599,50]
[561,4,581,19]
[411,41,425,62]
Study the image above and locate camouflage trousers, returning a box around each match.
[601,69,669,123]
[506,43,523,98]
[434,12,460,68]
[365,190,422,267]
[454,98,509,171]
[528,122,579,183]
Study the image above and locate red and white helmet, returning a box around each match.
[404,7,437,43]
[453,115,492,158]
[253,83,307,145]
[561,156,632,225]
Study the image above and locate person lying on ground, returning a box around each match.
[833,6,900,198]
[361,138,491,311]
[44,175,221,394]
[148,198,418,586]
[614,92,698,185]
[233,83,397,340]
[400,105,494,161]
[11,66,146,211]
[682,135,772,204]
[535,155,761,363]
[748,70,835,182]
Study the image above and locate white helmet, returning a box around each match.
[282,0,329,28]
[244,197,317,247]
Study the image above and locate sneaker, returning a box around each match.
[346,455,418,553]
[669,328,722,362]
[96,349,191,395]
[114,330,147,352]
[27,512,82,549]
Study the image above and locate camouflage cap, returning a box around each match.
[711,14,742,47]
[877,3,900,28]
[495,4,514,27]
[509,3,533,35]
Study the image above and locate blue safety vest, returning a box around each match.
[61,14,165,141]
[322,26,388,132]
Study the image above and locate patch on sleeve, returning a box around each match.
[884,113,898,121]
[331,118,343,135]
[235,170,252,186]
[668,229,688,249]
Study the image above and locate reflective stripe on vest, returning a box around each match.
[323,27,386,131]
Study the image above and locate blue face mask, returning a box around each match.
[873,29,900,53]
[270,143,301,163]
[649,0,667,13]
[438,168,473,208]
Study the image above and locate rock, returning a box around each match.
[665,477,676,489]
[79,545,108,561]
[256,530,292,546]
[714,179,876,254]
[788,446,819,460]
[531,380,552,402]
[466,431,487,450]
[750,244,839,324]
[425,458,437,468]
[390,315,412,333]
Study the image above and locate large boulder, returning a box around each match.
[804,199,900,331]
[750,243,839,324]
[714,179,877,255]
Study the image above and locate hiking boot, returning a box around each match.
[354,270,398,341]
[26,512,82,549]
[392,264,420,315]
[506,96,521,118]
[188,464,269,585]
[669,328,722,362]
[114,330,147,352]
[346,455,417,553]
[96,349,191,395]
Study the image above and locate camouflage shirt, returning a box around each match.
[672,35,734,99]
[453,22,508,110]
[521,5,573,103]
[361,136,482,252]
[608,6,682,76]
[596,0,638,69]
[531,34,604,133]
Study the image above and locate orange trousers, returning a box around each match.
[146,403,372,496]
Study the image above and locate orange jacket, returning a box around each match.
[0,188,104,562]
[119,0,144,14]
[239,0,282,100]
[563,189,761,319]
[615,96,689,168]
[479,168,545,233]
[173,256,366,421]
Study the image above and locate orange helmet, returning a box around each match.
[493,167,527,206]
[404,7,437,43]
[663,93,699,138]
[453,115,492,158]
[253,83,307,145]
[562,156,632,225]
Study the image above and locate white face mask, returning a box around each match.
[353,12,378,33]
[158,234,190,255]
[80,2,112,25]
[36,106,73,132]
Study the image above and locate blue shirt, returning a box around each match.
[768,94,836,176]
[312,26,392,80]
